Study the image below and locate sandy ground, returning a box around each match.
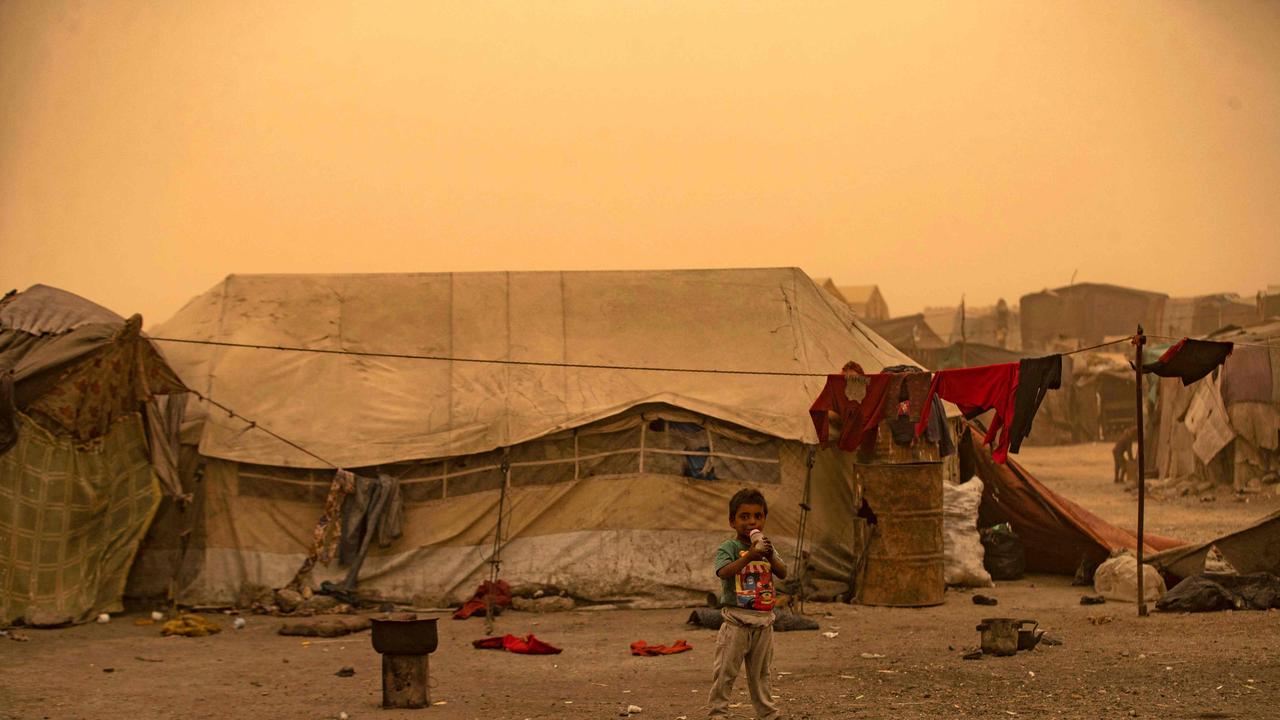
[2,443,1278,720]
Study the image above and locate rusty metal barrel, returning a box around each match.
[854,462,944,607]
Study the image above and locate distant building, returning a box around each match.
[811,279,890,322]
[1020,282,1167,351]
[1161,294,1258,338]
[867,314,946,365]
[1260,286,1280,320]
[837,285,890,322]
[921,299,1020,351]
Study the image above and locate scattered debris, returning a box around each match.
[1087,615,1115,626]
[1080,595,1106,605]
[821,631,839,639]
[150,611,165,622]
[335,666,355,677]
[233,617,247,630]
[972,594,998,606]
[962,650,983,660]
[161,614,222,637]
[859,652,885,659]
[134,656,163,663]
[96,613,111,624]
[1040,635,1064,646]
[102,667,115,673]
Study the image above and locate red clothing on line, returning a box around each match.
[914,363,1020,463]
[809,374,893,452]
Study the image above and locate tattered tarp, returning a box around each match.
[0,414,160,626]
[961,422,1185,574]
[153,269,917,469]
[1147,509,1280,582]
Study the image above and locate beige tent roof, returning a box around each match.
[153,268,915,469]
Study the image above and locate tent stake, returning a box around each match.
[1133,326,1148,617]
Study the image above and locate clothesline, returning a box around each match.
[189,389,339,469]
[153,335,1132,378]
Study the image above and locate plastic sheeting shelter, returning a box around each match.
[137,268,920,606]
[961,422,1184,575]
[1,286,185,626]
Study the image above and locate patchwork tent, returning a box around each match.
[135,269,925,607]
[1147,508,1280,582]
[1151,320,1280,493]
[0,285,185,625]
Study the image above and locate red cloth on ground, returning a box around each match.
[915,363,1020,463]
[630,639,693,656]
[809,373,893,452]
[472,634,563,655]
[452,580,512,620]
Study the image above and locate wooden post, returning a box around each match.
[382,654,429,708]
[1133,326,1148,617]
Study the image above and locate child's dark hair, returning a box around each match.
[728,488,768,521]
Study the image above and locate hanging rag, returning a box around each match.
[915,363,1019,463]
[1142,339,1234,386]
[472,633,563,655]
[1220,346,1273,406]
[925,396,956,458]
[287,469,358,588]
[630,639,693,656]
[808,373,892,452]
[1007,355,1063,454]
[339,473,405,566]
[453,580,513,620]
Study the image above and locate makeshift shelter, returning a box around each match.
[1151,320,1280,493]
[1162,294,1259,339]
[835,285,890,323]
[0,285,185,626]
[1147,509,1280,582]
[960,422,1183,575]
[867,314,947,366]
[137,269,922,607]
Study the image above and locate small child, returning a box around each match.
[708,488,788,719]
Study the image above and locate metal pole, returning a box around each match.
[791,448,816,615]
[485,451,511,636]
[1133,326,1148,617]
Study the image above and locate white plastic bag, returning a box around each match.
[1094,551,1166,603]
[943,479,993,587]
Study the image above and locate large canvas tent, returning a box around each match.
[1,286,185,625]
[136,269,922,607]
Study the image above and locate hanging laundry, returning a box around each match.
[1220,346,1273,406]
[925,396,956,458]
[915,363,1019,463]
[287,469,358,588]
[472,633,563,655]
[1142,338,1233,386]
[808,372,892,453]
[1007,355,1063,454]
[881,372,932,446]
[630,639,693,656]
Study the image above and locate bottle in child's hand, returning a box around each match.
[749,529,766,551]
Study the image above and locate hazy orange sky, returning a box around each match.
[2,1,1278,327]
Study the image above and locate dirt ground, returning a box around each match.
[3,443,1278,720]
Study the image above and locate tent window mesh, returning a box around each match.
[231,412,782,502]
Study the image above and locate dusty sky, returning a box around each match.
[2,1,1278,327]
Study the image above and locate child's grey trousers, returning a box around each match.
[708,607,780,719]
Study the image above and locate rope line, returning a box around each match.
[191,390,339,469]
[151,336,827,377]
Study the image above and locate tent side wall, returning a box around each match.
[132,412,864,606]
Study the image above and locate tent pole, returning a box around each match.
[485,450,511,636]
[1133,325,1148,617]
[791,447,815,616]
